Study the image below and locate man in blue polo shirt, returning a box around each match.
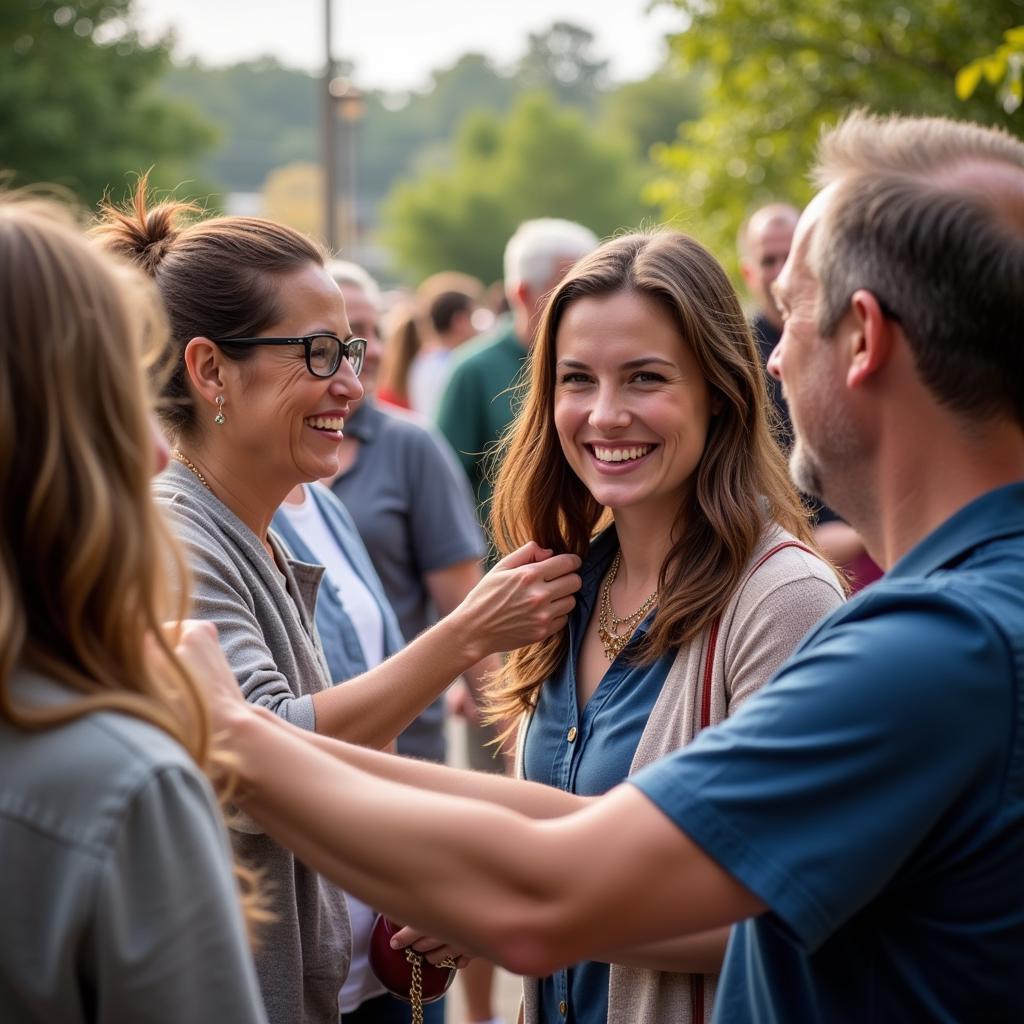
[622,113,1024,1019]
[186,111,1024,1023]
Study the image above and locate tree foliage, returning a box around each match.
[599,67,703,160]
[957,25,1024,113]
[163,57,316,192]
[161,21,621,207]
[517,22,610,112]
[650,0,1024,268]
[381,93,650,283]
[0,0,216,203]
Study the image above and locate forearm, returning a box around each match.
[295,723,585,818]
[310,542,579,745]
[312,611,477,746]
[424,562,502,706]
[595,927,730,974]
[226,708,760,975]
[232,707,565,966]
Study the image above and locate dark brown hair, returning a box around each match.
[429,289,474,334]
[487,230,827,723]
[93,178,325,439]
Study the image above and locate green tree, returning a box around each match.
[382,93,650,282]
[599,67,703,160]
[516,21,610,112]
[357,53,518,206]
[163,57,317,191]
[650,0,1024,269]
[0,0,216,203]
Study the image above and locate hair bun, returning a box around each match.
[92,177,200,276]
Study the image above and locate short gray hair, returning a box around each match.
[503,218,598,294]
[326,258,381,308]
[810,111,1024,425]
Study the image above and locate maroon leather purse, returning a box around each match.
[368,914,457,1020]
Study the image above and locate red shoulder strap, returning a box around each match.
[698,540,814,730]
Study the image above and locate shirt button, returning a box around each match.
[559,1000,568,1016]
[566,726,577,742]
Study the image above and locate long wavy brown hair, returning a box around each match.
[487,230,829,723]
[0,195,268,934]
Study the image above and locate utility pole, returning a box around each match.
[321,0,337,250]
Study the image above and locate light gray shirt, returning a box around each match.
[0,668,267,1024]
[155,461,350,1024]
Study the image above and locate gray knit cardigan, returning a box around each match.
[154,461,351,1024]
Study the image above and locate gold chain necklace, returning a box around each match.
[597,549,659,661]
[169,448,211,491]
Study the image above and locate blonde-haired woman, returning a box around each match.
[0,197,267,1022]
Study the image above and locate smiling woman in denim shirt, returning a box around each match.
[483,231,845,1024]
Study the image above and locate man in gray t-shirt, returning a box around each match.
[330,398,485,761]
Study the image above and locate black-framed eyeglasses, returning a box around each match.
[210,334,366,378]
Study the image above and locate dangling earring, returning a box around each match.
[214,394,226,425]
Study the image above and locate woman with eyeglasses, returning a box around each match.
[94,184,581,1024]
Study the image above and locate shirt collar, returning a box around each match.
[343,399,384,443]
[579,524,620,589]
[886,481,1024,580]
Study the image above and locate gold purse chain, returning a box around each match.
[405,948,458,1024]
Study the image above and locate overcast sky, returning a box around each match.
[136,0,686,92]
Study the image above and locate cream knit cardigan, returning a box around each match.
[519,525,846,1024]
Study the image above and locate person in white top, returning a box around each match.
[408,287,481,420]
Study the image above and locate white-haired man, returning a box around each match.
[437,218,599,524]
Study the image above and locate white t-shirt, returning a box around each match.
[277,486,386,1011]
[277,487,384,668]
[408,348,454,421]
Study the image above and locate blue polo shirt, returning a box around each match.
[525,527,675,1023]
[632,482,1024,1022]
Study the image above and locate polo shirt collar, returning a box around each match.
[342,399,384,443]
[886,481,1024,580]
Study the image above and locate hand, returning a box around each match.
[445,680,481,725]
[453,542,581,662]
[169,619,249,731]
[388,924,475,969]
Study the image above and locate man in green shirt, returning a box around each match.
[437,218,598,531]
